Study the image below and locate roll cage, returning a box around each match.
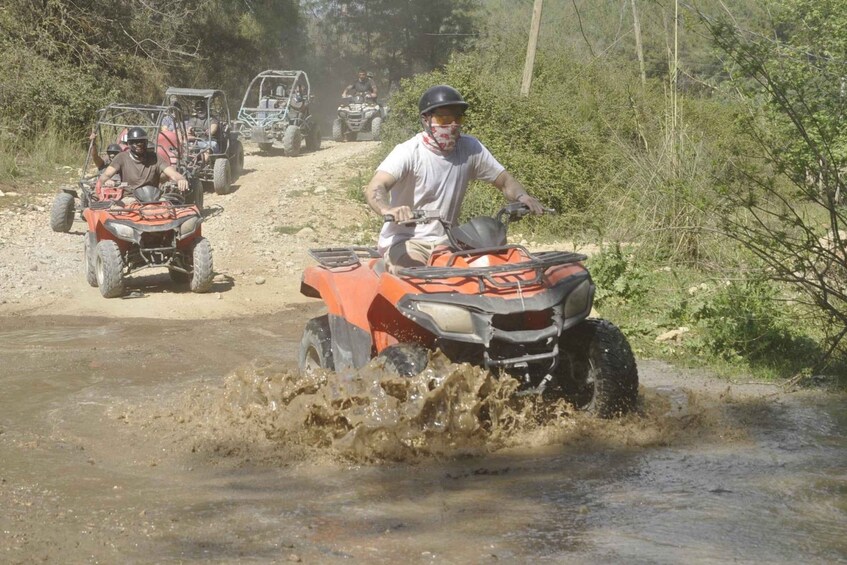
[236,70,312,130]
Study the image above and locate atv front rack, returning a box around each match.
[309,246,380,268]
[395,247,587,289]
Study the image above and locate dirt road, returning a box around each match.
[0,140,378,318]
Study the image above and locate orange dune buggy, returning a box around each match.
[299,203,639,417]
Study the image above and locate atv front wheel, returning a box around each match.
[84,232,97,287]
[189,237,214,293]
[50,192,75,233]
[305,124,321,152]
[332,119,344,142]
[231,140,244,177]
[555,319,638,417]
[371,117,383,141]
[299,315,335,375]
[95,240,124,298]
[213,158,232,195]
[283,125,302,156]
[376,343,429,377]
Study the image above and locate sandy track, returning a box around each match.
[0,141,378,319]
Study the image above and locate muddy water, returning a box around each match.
[1,311,845,563]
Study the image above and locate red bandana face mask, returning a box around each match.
[422,123,461,154]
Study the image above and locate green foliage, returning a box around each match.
[587,245,649,306]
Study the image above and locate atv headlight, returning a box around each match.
[104,220,138,242]
[564,279,592,319]
[179,217,199,237]
[415,302,474,334]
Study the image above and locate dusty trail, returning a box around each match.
[0,140,377,318]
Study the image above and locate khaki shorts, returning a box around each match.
[384,236,450,272]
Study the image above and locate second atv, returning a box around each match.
[298,203,639,417]
[82,184,214,298]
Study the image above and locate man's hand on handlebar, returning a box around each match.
[517,193,545,215]
[177,179,189,191]
[383,206,413,223]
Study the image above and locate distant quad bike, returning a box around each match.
[235,70,320,156]
[333,93,386,142]
[163,87,244,195]
[82,183,213,298]
[50,103,198,233]
[299,203,639,417]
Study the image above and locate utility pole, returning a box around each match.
[520,0,544,97]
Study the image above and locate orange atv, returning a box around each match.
[299,203,639,417]
[82,184,213,298]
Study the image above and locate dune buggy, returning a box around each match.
[163,88,244,195]
[50,103,199,232]
[299,204,639,417]
[333,93,386,142]
[235,70,321,156]
[82,183,213,298]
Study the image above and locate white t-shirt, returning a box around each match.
[376,133,505,254]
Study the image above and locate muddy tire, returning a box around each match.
[50,192,75,233]
[231,140,244,178]
[305,124,321,152]
[332,118,344,142]
[84,232,98,287]
[95,240,123,298]
[376,343,429,377]
[213,158,231,195]
[189,237,214,293]
[258,142,274,152]
[371,116,383,141]
[283,125,302,156]
[299,315,335,375]
[555,319,639,417]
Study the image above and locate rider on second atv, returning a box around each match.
[97,127,188,193]
[342,68,377,101]
[363,85,544,272]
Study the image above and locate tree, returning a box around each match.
[702,0,847,363]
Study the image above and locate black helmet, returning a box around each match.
[418,85,469,115]
[106,143,122,155]
[126,127,148,142]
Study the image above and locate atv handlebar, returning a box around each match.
[383,204,554,226]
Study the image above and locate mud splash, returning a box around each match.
[172,353,719,464]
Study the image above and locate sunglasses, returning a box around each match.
[429,112,464,126]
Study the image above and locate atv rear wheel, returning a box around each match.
[283,125,302,156]
[258,142,274,152]
[213,158,232,195]
[84,232,97,287]
[371,116,383,141]
[50,192,75,233]
[189,237,214,293]
[376,343,429,377]
[555,319,638,417]
[305,124,321,152]
[332,118,344,142]
[95,240,124,298]
[299,315,334,375]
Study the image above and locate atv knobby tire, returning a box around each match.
[283,125,302,156]
[84,232,98,287]
[299,315,334,375]
[95,240,124,298]
[231,140,244,177]
[376,343,429,377]
[332,118,344,142]
[371,116,383,141]
[189,237,214,293]
[305,124,321,152]
[556,319,639,417]
[258,142,274,152]
[50,192,75,233]
[213,158,232,195]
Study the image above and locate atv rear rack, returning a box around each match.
[309,246,380,268]
[395,247,587,289]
